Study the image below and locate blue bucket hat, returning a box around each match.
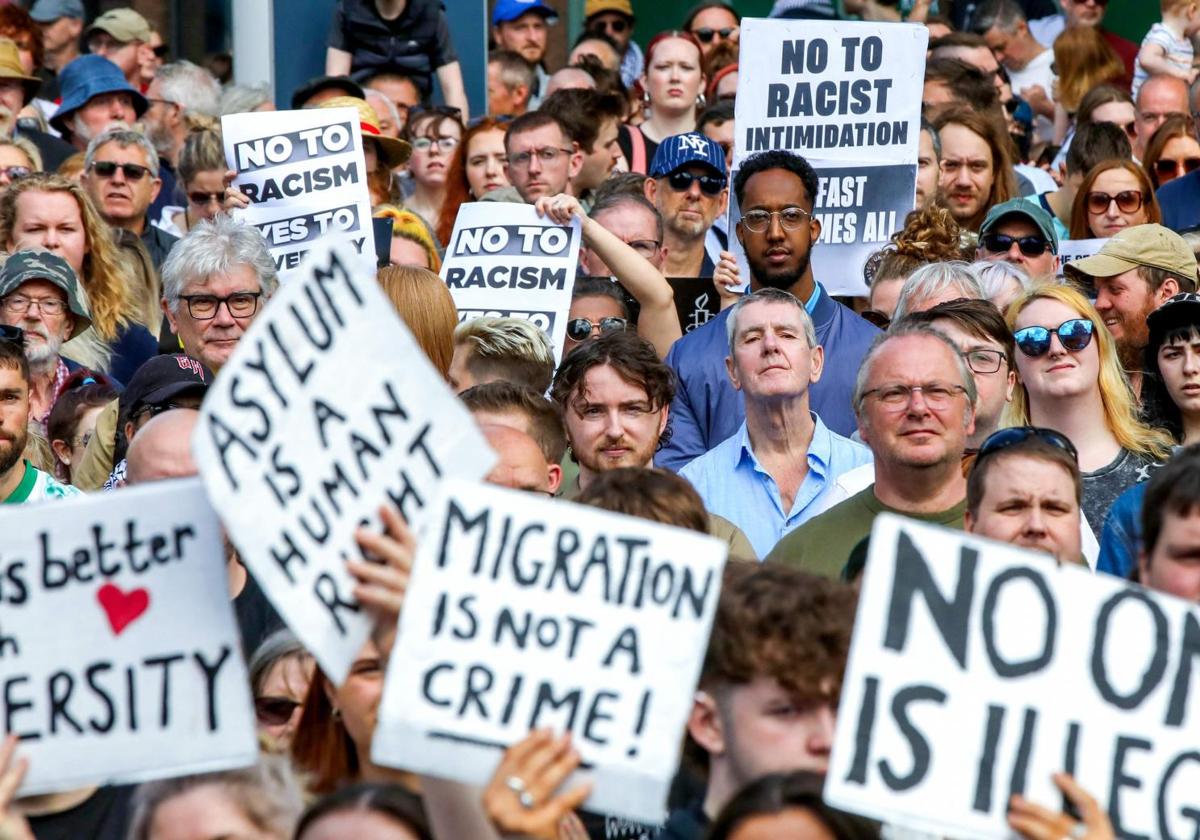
[50,54,147,135]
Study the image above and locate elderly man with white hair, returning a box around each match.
[890,261,986,321]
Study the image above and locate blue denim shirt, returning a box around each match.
[680,414,874,558]
[1097,482,1145,580]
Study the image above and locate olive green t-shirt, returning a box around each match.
[765,486,967,578]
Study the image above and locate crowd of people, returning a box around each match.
[0,0,1198,838]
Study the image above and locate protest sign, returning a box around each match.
[732,20,927,296]
[192,238,496,685]
[373,479,728,823]
[668,277,721,334]
[223,107,376,281]
[0,479,257,795]
[441,203,581,363]
[825,514,1200,839]
[1057,238,1106,279]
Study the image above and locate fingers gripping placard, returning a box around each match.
[191,239,496,685]
[825,514,1200,839]
[0,479,256,795]
[372,480,728,824]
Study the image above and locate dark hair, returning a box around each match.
[504,110,569,152]
[1075,83,1133,127]
[0,334,28,384]
[403,107,464,145]
[966,436,1082,516]
[697,99,735,134]
[708,772,881,840]
[900,297,1015,368]
[1069,159,1161,239]
[577,467,709,532]
[0,7,43,79]
[1141,445,1200,559]
[590,191,663,243]
[930,31,991,51]
[1144,114,1196,189]
[1066,119,1132,177]
[733,149,819,210]
[294,783,431,840]
[46,377,118,481]
[923,58,999,112]
[1143,310,1200,440]
[459,381,568,463]
[682,2,741,30]
[539,88,625,153]
[931,105,1018,230]
[571,275,632,319]
[572,27,622,57]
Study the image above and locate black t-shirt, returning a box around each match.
[328,0,457,93]
[234,565,284,658]
[29,785,135,840]
[668,277,721,335]
[618,125,660,177]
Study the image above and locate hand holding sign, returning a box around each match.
[1009,774,1115,840]
[348,502,416,662]
[482,730,592,840]
[0,736,32,840]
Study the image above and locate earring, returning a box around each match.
[697,93,707,108]
[331,707,342,721]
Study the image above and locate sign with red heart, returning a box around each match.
[96,583,150,635]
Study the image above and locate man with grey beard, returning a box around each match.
[0,251,92,433]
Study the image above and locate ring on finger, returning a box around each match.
[519,790,536,809]
[1070,823,1088,839]
[505,775,526,794]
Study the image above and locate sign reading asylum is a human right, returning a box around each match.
[733,20,927,296]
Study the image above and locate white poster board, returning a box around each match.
[1057,238,1107,280]
[440,202,581,363]
[0,479,257,795]
[373,479,728,823]
[732,20,927,296]
[192,239,496,684]
[825,514,1200,839]
[223,107,376,281]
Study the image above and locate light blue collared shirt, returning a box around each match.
[680,413,873,559]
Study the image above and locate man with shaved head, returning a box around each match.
[124,408,199,484]
[482,424,561,494]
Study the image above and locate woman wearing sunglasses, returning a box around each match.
[1142,114,1200,189]
[1004,284,1172,540]
[157,126,225,237]
[248,629,314,750]
[1068,159,1162,239]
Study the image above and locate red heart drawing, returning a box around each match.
[96,583,150,635]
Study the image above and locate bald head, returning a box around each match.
[126,409,199,484]
[1135,75,1191,157]
[545,67,597,97]
[482,424,561,494]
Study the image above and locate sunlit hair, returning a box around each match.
[454,316,555,394]
[1053,29,1125,113]
[970,259,1030,303]
[177,126,225,185]
[891,260,985,321]
[0,135,40,171]
[162,214,278,308]
[1002,283,1173,459]
[726,287,816,350]
[219,82,272,116]
[0,173,133,341]
[374,204,441,271]
[84,127,160,177]
[376,265,457,379]
[1068,159,1162,239]
[866,205,969,288]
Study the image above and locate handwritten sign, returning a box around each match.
[732,20,927,296]
[825,514,1200,839]
[441,203,581,363]
[223,108,376,281]
[0,479,256,795]
[192,239,496,684]
[373,479,728,823]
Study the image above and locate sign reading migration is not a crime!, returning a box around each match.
[223,107,376,281]
[373,479,728,824]
[440,202,581,363]
[0,479,257,796]
[825,514,1200,840]
[191,239,496,685]
[732,19,927,296]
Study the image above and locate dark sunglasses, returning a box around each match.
[981,232,1050,257]
[977,426,1078,463]
[1013,318,1095,357]
[1154,157,1200,179]
[152,44,169,59]
[90,160,151,181]
[590,18,628,34]
[188,190,223,206]
[667,170,725,196]
[0,324,22,345]
[861,310,891,329]
[691,26,736,43]
[254,696,301,726]
[567,316,627,342]
[1085,190,1146,214]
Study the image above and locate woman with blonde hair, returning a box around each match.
[376,264,457,379]
[0,135,39,188]
[0,172,157,381]
[1003,283,1173,538]
[158,126,227,236]
[374,204,441,270]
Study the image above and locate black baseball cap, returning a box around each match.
[291,75,365,110]
[120,354,211,418]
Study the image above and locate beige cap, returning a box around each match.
[85,8,152,44]
[1064,224,1198,283]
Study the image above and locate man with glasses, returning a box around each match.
[658,149,879,470]
[1065,224,1197,394]
[964,427,1084,565]
[0,250,91,432]
[584,0,643,88]
[679,288,872,559]
[644,133,728,279]
[141,60,221,221]
[493,111,582,204]
[83,7,154,87]
[1133,75,1190,160]
[976,199,1059,280]
[767,324,976,575]
[81,127,178,272]
[539,88,624,204]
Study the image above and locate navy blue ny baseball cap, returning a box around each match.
[649,132,727,179]
[493,0,559,25]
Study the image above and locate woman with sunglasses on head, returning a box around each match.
[620,31,706,174]
[1143,114,1200,189]
[402,108,463,237]
[434,116,511,246]
[156,126,225,237]
[1069,159,1161,240]
[1003,284,1173,541]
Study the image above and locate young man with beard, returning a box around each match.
[0,250,91,433]
[932,105,1017,232]
[1065,224,1197,396]
[0,329,79,502]
[657,149,879,470]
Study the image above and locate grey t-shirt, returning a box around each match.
[1082,448,1164,539]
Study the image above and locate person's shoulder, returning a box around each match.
[479,185,524,203]
[766,486,873,561]
[33,467,83,501]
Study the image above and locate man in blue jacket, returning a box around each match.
[656,149,880,471]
